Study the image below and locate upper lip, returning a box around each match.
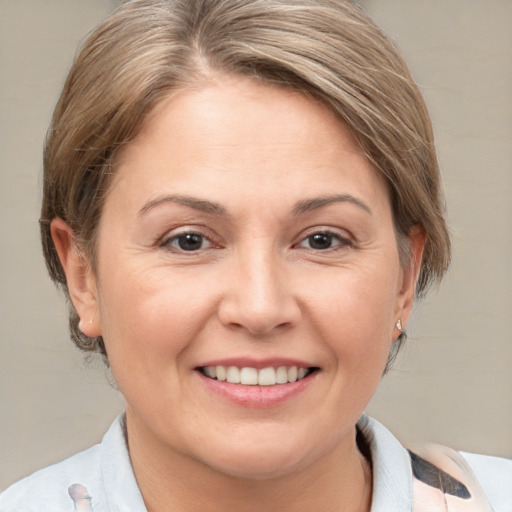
[195,357,318,370]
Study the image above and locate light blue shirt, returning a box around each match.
[1,415,510,511]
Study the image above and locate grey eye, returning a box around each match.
[307,233,335,250]
[297,231,352,251]
[177,233,204,251]
[166,232,212,252]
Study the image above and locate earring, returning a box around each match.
[396,319,404,334]
[78,319,93,333]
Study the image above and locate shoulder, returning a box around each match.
[0,443,102,512]
[0,414,146,512]
[460,451,512,510]
[407,441,511,511]
[358,415,511,512]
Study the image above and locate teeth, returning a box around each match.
[201,365,313,385]
[298,368,308,380]
[216,365,226,381]
[240,367,258,385]
[276,366,288,384]
[258,367,276,386]
[226,366,240,384]
[288,366,298,383]
[204,366,216,379]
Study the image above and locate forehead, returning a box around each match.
[111,75,390,216]
[121,76,360,158]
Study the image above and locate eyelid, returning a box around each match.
[294,227,354,250]
[158,225,221,252]
[167,233,212,251]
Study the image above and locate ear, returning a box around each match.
[394,226,426,331]
[51,218,102,338]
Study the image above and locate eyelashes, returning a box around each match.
[162,232,214,252]
[159,227,354,255]
[295,230,353,251]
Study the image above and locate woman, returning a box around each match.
[1,0,510,511]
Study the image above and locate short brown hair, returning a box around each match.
[41,0,451,360]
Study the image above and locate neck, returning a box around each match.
[126,414,372,512]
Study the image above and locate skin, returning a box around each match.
[53,75,424,512]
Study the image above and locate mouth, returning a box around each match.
[198,365,319,386]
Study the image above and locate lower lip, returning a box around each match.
[196,371,317,408]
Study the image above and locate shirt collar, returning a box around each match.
[100,414,147,512]
[100,413,413,512]
[358,414,413,511]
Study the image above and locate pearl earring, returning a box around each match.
[78,319,93,333]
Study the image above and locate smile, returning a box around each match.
[199,366,317,386]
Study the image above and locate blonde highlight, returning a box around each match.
[41,0,450,361]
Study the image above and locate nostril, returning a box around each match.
[217,279,302,335]
[221,316,297,337]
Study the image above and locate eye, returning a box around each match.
[297,230,352,251]
[162,232,213,252]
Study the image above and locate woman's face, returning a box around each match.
[71,76,419,479]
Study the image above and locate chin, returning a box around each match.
[207,450,309,481]
[194,427,325,481]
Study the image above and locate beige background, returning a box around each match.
[1,0,511,490]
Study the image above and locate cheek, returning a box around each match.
[96,261,219,373]
[308,264,399,365]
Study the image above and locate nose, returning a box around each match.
[217,250,302,336]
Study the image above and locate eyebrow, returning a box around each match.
[138,195,228,216]
[138,193,371,218]
[293,194,372,215]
